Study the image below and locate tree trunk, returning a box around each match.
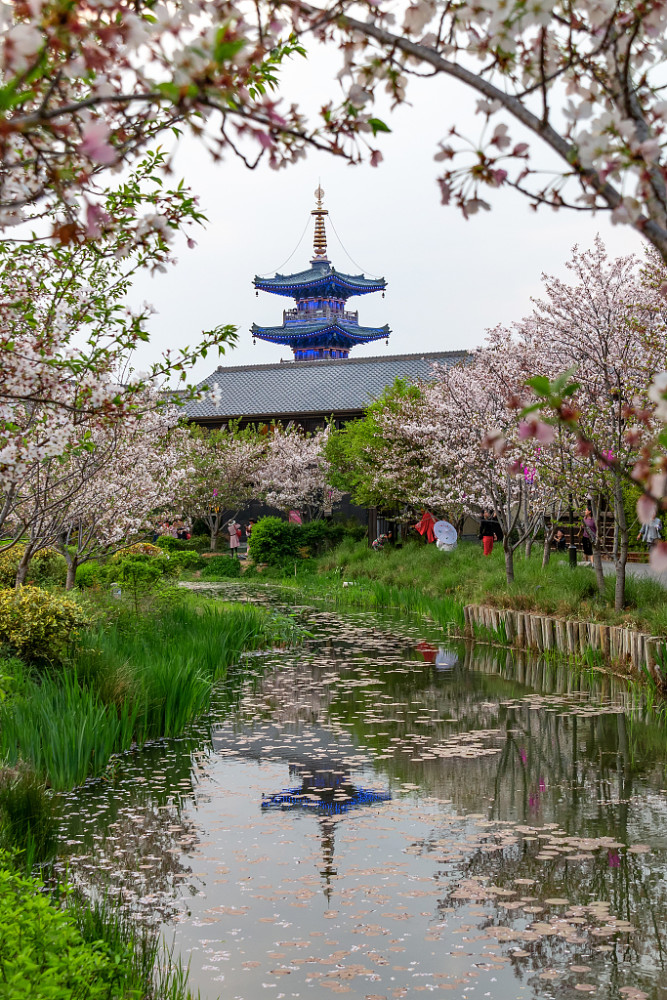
[592,547,605,596]
[613,480,628,613]
[524,536,532,560]
[542,533,551,569]
[210,528,218,552]
[66,555,78,591]
[504,542,515,585]
[15,548,33,589]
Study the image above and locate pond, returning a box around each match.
[53,587,667,1000]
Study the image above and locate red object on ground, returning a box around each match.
[414,511,437,543]
[483,536,494,556]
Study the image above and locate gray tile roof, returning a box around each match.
[185,351,467,421]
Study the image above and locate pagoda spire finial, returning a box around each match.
[311,185,328,261]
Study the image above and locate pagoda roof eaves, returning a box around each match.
[253,262,386,297]
[251,320,390,344]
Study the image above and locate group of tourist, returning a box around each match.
[375,507,665,561]
[153,518,192,542]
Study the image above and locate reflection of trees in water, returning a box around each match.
[428,843,667,996]
[53,739,210,925]
[50,597,667,991]
[318,640,666,837]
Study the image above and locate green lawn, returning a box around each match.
[315,539,667,636]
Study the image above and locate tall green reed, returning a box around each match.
[0,599,282,791]
[0,670,137,790]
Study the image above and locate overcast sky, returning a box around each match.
[127,40,646,387]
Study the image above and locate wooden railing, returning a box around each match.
[283,307,358,323]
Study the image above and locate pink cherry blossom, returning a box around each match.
[80,121,117,166]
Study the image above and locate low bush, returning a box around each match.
[0,854,125,999]
[248,517,300,566]
[154,535,191,552]
[0,546,67,588]
[200,557,241,580]
[0,587,89,662]
[74,561,103,589]
[109,557,165,614]
[0,850,191,999]
[111,542,162,560]
[167,551,205,571]
[299,520,365,556]
[187,534,214,553]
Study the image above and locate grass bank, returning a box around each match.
[253,538,667,637]
[0,591,299,792]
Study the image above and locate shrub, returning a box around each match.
[248,517,300,566]
[200,557,241,580]
[154,535,191,552]
[0,853,127,999]
[111,542,162,560]
[0,587,89,661]
[190,534,213,552]
[74,561,103,589]
[167,551,205,571]
[298,520,366,556]
[110,558,165,614]
[0,546,67,588]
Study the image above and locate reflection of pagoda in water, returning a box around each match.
[252,187,390,361]
[262,761,391,902]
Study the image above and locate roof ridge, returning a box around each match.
[212,350,466,377]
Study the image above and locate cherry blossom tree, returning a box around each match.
[257,424,342,520]
[3,388,186,588]
[0,1,384,233]
[55,412,189,589]
[0,155,235,497]
[369,337,558,585]
[7,2,667,263]
[176,424,266,551]
[516,240,667,607]
[289,0,667,263]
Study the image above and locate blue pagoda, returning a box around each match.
[251,187,390,361]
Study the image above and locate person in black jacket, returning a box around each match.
[479,510,500,556]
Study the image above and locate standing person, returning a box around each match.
[227,519,241,558]
[579,508,597,566]
[554,528,567,552]
[490,511,503,543]
[479,510,497,557]
[638,515,662,552]
[245,520,255,543]
[414,510,437,544]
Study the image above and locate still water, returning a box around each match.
[55,588,667,1000]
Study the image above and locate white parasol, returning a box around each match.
[433,520,458,545]
[435,647,459,670]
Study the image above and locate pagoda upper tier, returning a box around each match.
[251,187,390,361]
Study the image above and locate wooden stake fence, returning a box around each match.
[463,604,664,682]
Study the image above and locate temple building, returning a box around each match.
[187,185,466,437]
[185,187,468,533]
[251,187,390,361]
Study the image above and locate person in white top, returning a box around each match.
[227,520,241,558]
[638,516,662,551]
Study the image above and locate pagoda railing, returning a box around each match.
[283,307,359,324]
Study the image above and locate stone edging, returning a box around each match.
[463,604,664,681]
